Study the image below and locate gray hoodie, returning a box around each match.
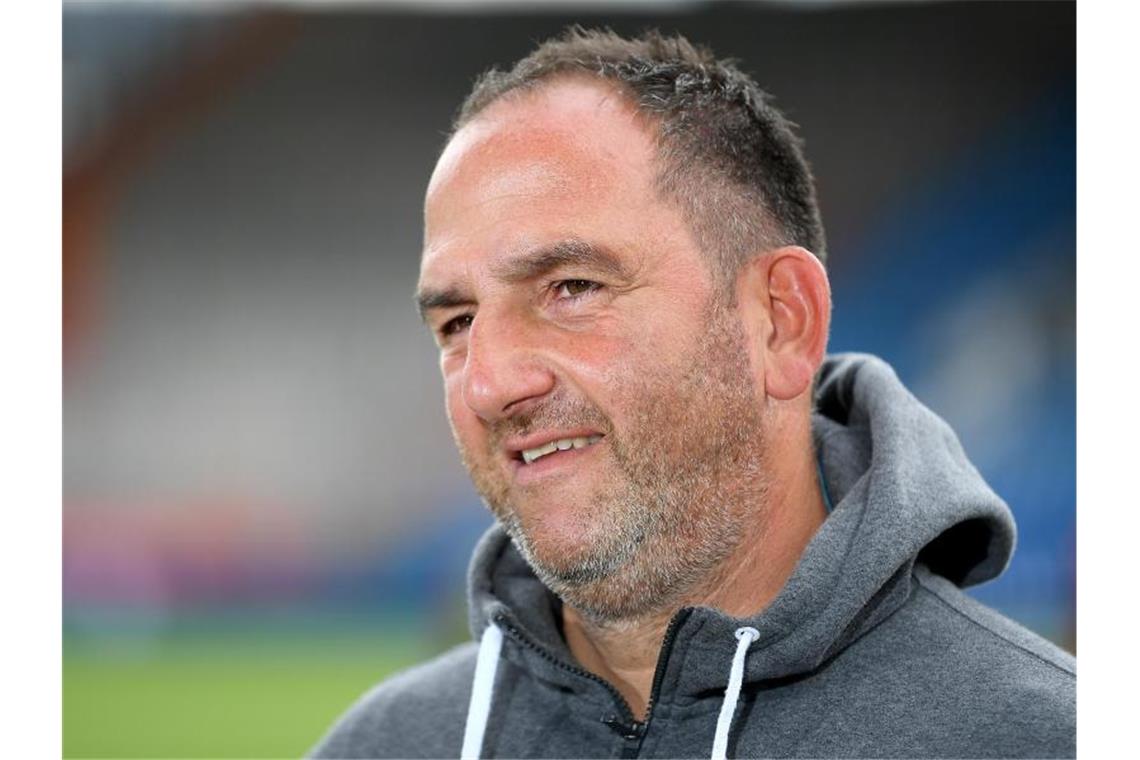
[310,354,1075,759]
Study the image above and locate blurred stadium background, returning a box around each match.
[62,1,1075,757]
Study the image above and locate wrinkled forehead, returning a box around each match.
[421,79,660,276]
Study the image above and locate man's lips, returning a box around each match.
[505,434,606,486]
[503,429,606,466]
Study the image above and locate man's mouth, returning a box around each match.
[517,434,604,465]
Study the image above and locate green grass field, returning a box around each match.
[64,627,456,759]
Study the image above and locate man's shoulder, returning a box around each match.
[910,566,1075,681]
[844,566,1075,757]
[308,640,479,759]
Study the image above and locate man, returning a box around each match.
[312,28,1075,759]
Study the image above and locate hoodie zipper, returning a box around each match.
[495,608,693,758]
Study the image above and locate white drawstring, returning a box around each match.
[711,626,760,760]
[461,623,504,759]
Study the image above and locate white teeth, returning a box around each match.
[521,435,602,464]
[521,441,557,464]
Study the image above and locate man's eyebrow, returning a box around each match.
[492,239,633,283]
[415,287,474,323]
[415,240,631,322]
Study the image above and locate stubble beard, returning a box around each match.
[458,301,770,626]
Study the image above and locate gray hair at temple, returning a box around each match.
[453,26,828,289]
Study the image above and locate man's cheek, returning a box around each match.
[443,384,475,448]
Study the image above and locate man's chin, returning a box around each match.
[533,556,667,625]
[495,508,702,625]
[505,522,629,586]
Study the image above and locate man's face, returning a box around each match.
[418,80,771,622]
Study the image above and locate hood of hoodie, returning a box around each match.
[465,353,1016,698]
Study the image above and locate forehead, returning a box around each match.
[421,79,664,281]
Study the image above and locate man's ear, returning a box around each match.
[738,246,831,401]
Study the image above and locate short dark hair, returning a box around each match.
[454,26,827,286]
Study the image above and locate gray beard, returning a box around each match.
[479,303,771,626]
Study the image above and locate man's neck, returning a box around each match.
[560,438,827,720]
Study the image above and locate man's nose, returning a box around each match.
[461,312,554,422]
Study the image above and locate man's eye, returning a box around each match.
[554,279,601,299]
[439,314,473,337]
